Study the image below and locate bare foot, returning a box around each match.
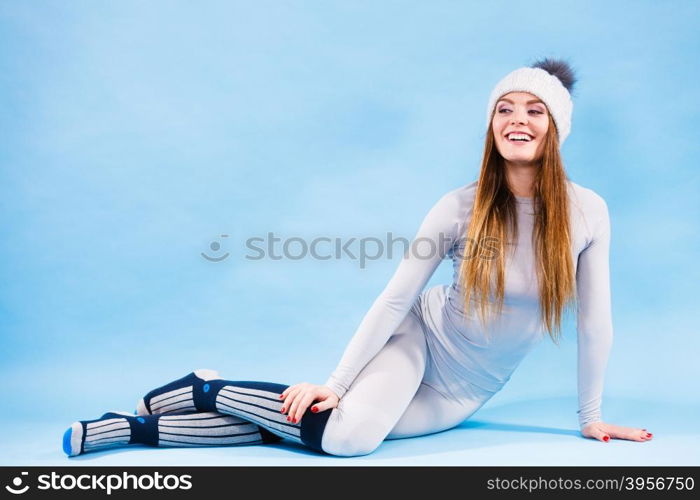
[581,421,653,442]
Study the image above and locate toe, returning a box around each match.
[62,422,83,457]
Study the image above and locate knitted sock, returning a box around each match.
[136,369,332,453]
[62,411,282,457]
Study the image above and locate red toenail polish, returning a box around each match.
[281,408,285,412]
[603,436,609,442]
[311,407,318,413]
[646,433,652,437]
[292,418,296,423]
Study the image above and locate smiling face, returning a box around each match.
[491,91,550,167]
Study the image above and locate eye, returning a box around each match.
[497,109,544,115]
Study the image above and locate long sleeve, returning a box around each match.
[575,197,614,430]
[324,191,463,400]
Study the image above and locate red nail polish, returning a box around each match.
[292,418,296,423]
[281,407,285,413]
[603,435,609,442]
[646,433,652,437]
[287,417,290,422]
[311,407,318,413]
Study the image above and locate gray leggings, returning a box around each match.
[321,306,488,456]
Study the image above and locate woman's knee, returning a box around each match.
[321,419,386,457]
[320,405,392,457]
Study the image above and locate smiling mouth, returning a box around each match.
[506,134,534,143]
[506,138,533,146]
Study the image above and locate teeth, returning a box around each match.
[507,133,531,142]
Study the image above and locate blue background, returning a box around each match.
[1,0,698,465]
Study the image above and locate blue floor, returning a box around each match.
[4,397,698,466]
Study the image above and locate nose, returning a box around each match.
[511,108,528,125]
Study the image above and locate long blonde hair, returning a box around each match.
[458,111,576,345]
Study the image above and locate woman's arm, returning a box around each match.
[575,195,614,430]
[324,190,464,400]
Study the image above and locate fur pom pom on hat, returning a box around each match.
[486,58,577,145]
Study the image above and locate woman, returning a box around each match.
[63,57,652,458]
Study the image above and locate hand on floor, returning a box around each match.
[279,383,339,424]
[581,421,653,443]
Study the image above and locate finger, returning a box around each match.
[312,394,339,413]
[279,386,291,400]
[281,387,301,415]
[294,393,317,423]
[279,388,292,414]
[287,390,305,423]
[280,385,298,402]
[310,401,335,413]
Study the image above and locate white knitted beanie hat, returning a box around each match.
[486,58,577,145]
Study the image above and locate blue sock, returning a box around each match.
[63,411,282,457]
[136,369,333,453]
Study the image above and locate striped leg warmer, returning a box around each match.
[63,411,282,457]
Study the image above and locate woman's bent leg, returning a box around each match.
[136,372,332,452]
[320,309,428,456]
